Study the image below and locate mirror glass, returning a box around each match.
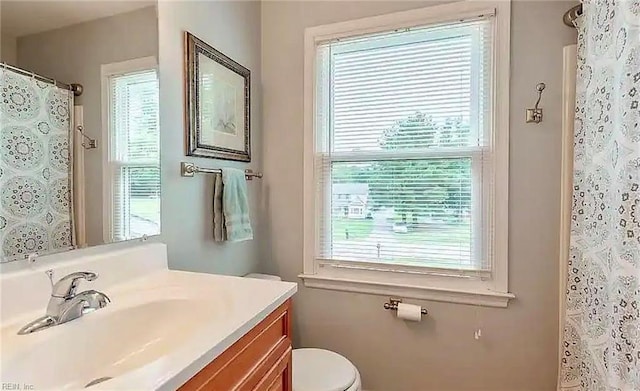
[0,1,160,262]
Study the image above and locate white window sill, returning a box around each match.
[299,274,515,308]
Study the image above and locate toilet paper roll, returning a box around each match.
[396,302,422,322]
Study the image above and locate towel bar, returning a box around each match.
[180,162,263,180]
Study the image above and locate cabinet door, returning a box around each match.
[254,347,292,391]
[268,376,283,391]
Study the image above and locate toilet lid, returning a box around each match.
[293,348,357,391]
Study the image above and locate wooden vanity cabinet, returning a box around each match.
[179,299,292,391]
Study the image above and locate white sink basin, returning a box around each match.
[1,246,296,391]
[1,298,217,390]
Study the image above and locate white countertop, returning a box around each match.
[0,244,297,390]
[110,271,296,390]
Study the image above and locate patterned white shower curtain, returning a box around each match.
[559,1,640,390]
[0,68,75,261]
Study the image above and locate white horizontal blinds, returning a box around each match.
[110,69,160,241]
[316,16,494,271]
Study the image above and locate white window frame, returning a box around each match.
[101,56,159,243]
[301,1,514,307]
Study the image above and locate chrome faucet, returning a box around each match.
[17,270,110,335]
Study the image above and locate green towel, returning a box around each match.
[222,168,253,242]
[212,173,226,242]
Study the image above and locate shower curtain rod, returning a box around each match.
[1,62,83,96]
[563,4,582,28]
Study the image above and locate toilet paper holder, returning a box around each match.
[383,298,428,315]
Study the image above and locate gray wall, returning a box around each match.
[261,1,577,390]
[17,7,158,246]
[157,1,263,276]
[1,34,17,65]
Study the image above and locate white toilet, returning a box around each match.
[293,348,361,391]
[245,274,362,391]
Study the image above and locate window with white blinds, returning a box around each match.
[313,16,494,272]
[105,63,160,242]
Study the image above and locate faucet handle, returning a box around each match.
[45,269,54,290]
[51,271,98,299]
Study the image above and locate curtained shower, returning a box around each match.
[0,66,76,261]
[559,0,640,390]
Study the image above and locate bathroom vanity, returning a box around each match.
[180,299,292,390]
[0,244,297,390]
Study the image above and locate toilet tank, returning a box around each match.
[245,273,282,281]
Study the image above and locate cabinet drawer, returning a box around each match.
[179,300,292,391]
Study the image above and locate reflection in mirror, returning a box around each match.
[0,1,160,262]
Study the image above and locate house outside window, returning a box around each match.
[332,183,369,219]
